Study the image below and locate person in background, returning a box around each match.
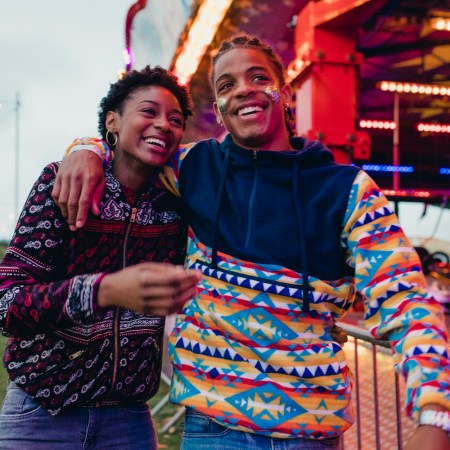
[53,36,449,450]
[0,66,200,450]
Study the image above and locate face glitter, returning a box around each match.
[217,97,227,115]
[264,85,281,103]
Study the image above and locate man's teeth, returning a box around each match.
[144,137,166,148]
[237,106,263,116]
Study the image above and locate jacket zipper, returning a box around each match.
[69,349,85,360]
[108,205,138,396]
[244,150,258,248]
[28,349,86,382]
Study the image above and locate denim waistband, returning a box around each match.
[80,399,146,408]
[9,380,145,409]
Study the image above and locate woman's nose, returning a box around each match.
[154,116,170,130]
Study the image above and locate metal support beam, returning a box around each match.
[288,0,383,162]
[312,0,376,27]
[393,91,400,191]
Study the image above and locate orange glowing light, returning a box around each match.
[359,120,396,130]
[172,0,233,85]
[417,123,450,133]
[430,17,450,31]
[382,189,431,198]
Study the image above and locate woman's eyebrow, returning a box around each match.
[138,100,183,115]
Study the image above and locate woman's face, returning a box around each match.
[212,47,291,151]
[108,85,185,169]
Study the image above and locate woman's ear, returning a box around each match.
[105,111,118,133]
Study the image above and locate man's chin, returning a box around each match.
[232,134,266,150]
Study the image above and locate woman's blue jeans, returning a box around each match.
[0,382,157,449]
[181,408,341,450]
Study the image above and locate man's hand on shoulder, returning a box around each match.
[52,150,105,230]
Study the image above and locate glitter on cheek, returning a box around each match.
[217,97,227,115]
[264,85,281,102]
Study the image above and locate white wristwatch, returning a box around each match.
[419,410,450,436]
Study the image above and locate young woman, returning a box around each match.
[0,66,200,449]
[53,36,449,450]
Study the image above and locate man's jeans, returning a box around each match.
[0,382,157,449]
[181,408,341,450]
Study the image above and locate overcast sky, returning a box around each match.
[0,1,448,248]
[0,0,132,239]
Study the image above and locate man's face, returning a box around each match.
[212,47,291,151]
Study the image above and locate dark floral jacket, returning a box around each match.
[0,162,187,414]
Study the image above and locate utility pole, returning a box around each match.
[14,92,20,220]
[0,92,21,223]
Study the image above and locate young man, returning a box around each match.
[53,36,449,449]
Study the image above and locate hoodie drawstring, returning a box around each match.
[210,142,311,313]
[211,144,231,268]
[293,161,311,313]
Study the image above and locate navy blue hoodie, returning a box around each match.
[179,134,360,286]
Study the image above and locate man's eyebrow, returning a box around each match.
[215,65,271,84]
[215,73,232,84]
[246,65,271,73]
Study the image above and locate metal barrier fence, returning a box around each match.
[338,322,413,450]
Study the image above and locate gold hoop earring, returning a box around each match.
[106,129,118,147]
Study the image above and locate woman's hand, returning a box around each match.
[98,263,202,316]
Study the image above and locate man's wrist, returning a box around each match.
[419,409,450,436]
[64,138,112,167]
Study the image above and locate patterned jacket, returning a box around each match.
[160,134,449,439]
[0,162,187,414]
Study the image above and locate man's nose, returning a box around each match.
[235,79,256,97]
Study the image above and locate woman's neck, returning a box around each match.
[112,157,155,193]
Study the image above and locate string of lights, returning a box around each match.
[378,81,450,96]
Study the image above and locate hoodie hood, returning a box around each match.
[222,133,336,170]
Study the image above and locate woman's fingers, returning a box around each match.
[99,263,201,315]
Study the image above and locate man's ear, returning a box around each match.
[280,84,292,106]
[213,101,222,126]
[105,111,118,133]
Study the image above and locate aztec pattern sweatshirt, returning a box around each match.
[160,134,449,439]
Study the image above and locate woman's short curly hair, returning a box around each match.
[98,66,193,147]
